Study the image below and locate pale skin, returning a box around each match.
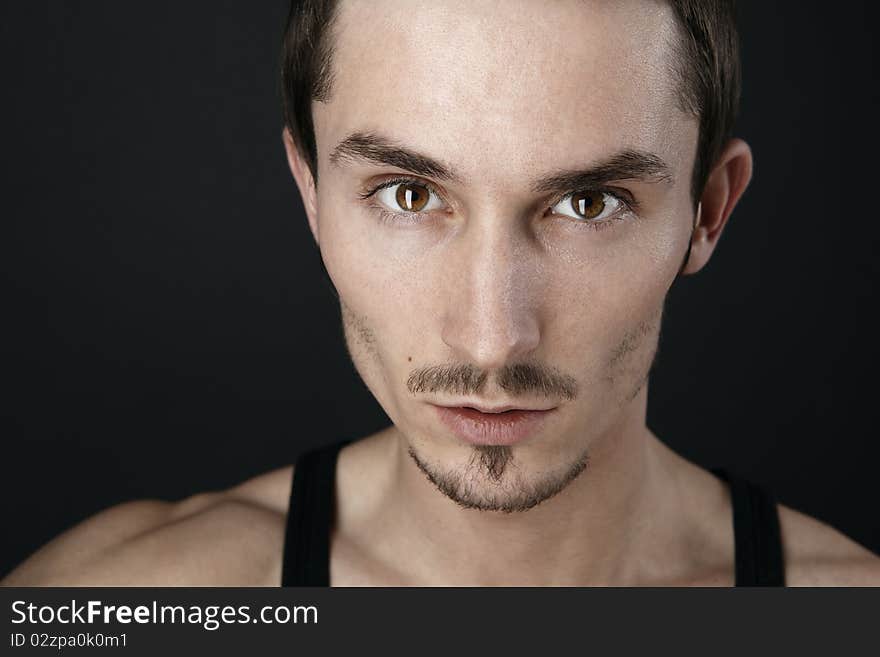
[4,0,879,586]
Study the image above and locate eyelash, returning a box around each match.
[358,176,636,230]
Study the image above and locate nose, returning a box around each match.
[440,222,542,372]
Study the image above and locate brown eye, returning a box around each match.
[395,183,431,212]
[570,191,605,220]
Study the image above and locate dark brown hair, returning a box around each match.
[279,0,740,206]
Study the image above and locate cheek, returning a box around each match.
[319,205,437,361]
[546,215,685,375]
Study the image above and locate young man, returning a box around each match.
[4,0,879,587]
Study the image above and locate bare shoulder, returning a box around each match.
[1,465,295,587]
[778,503,880,586]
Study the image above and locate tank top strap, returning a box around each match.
[711,467,786,587]
[280,439,350,587]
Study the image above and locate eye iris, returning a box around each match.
[395,183,430,211]
[571,192,605,220]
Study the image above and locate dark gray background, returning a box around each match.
[2,1,878,577]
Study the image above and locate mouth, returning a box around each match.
[456,404,554,414]
[431,404,556,446]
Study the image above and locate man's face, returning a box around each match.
[303,0,700,511]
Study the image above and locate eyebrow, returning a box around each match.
[328,130,674,193]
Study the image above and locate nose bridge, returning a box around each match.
[441,215,542,370]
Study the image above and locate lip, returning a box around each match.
[439,402,555,414]
[432,404,555,446]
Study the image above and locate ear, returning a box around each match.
[681,137,753,275]
[282,127,320,245]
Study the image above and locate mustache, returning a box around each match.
[406,362,578,400]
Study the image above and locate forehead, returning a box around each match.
[318,0,694,184]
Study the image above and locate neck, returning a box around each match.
[375,389,682,586]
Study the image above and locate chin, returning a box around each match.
[405,438,591,514]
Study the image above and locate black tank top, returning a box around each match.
[280,439,786,586]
